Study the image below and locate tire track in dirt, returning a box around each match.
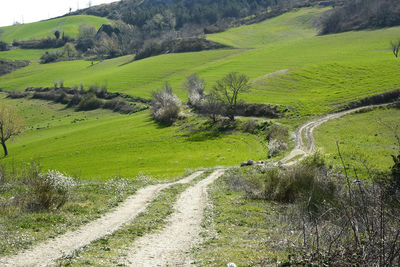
[122,169,225,267]
[279,105,385,166]
[0,171,204,267]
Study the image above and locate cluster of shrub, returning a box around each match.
[0,162,75,212]
[186,74,283,120]
[227,150,400,265]
[135,38,227,60]
[152,73,283,130]
[242,119,290,157]
[12,34,73,49]
[0,59,30,76]
[321,0,400,34]
[7,84,149,114]
[0,41,11,51]
[341,89,400,111]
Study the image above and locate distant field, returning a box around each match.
[0,15,110,43]
[1,96,266,180]
[0,8,399,116]
[315,107,400,172]
[0,48,50,61]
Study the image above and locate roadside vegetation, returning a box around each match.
[0,161,155,257]
[196,151,400,266]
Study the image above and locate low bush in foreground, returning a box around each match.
[0,162,154,256]
[225,152,400,266]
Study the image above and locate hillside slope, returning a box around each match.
[0,15,110,42]
[1,8,399,116]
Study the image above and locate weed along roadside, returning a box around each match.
[0,171,204,266]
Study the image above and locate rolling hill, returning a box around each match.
[0,15,110,43]
[0,6,399,178]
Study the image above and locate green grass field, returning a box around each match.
[0,48,51,61]
[315,107,400,172]
[0,7,399,179]
[1,95,266,180]
[1,8,399,117]
[0,15,110,42]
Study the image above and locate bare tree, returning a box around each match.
[211,72,251,121]
[0,104,24,157]
[391,40,400,58]
[201,94,221,123]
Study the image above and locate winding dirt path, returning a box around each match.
[0,171,204,267]
[122,169,225,267]
[279,105,384,165]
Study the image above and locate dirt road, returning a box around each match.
[122,169,225,266]
[279,106,382,165]
[0,171,204,267]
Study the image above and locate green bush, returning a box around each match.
[77,94,103,111]
[225,154,337,213]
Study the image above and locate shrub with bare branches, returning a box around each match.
[151,83,181,124]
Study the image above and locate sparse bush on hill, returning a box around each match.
[185,74,205,107]
[12,36,71,49]
[151,83,181,124]
[40,50,63,64]
[211,72,251,121]
[320,0,400,34]
[77,94,104,110]
[341,89,400,110]
[12,86,148,114]
[0,59,30,76]
[0,41,10,51]
[76,23,97,52]
[135,38,227,60]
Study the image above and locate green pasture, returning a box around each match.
[0,15,110,43]
[1,96,266,180]
[0,8,399,116]
[0,48,50,61]
[315,107,400,172]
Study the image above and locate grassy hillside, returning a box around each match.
[0,8,399,117]
[1,95,265,180]
[0,48,51,61]
[0,15,110,43]
[315,107,400,171]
